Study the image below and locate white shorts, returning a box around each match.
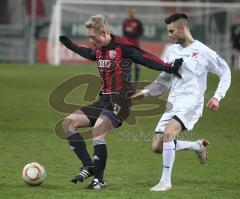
[155,108,202,132]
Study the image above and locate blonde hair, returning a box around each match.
[85,15,111,34]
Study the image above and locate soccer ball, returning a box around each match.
[22,162,46,186]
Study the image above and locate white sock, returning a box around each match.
[160,141,175,183]
[175,140,201,151]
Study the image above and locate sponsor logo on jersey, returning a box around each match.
[178,54,190,57]
[98,59,111,68]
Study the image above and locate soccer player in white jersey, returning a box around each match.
[131,13,231,191]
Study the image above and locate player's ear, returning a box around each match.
[178,25,185,32]
[101,30,107,37]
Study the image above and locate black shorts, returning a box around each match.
[80,93,132,128]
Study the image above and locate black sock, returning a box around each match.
[93,142,107,182]
[65,129,93,167]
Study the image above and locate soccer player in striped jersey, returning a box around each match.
[59,15,183,189]
[131,13,231,191]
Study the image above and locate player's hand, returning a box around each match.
[170,58,183,78]
[206,97,219,111]
[130,92,145,101]
[59,35,72,46]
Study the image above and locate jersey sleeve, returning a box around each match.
[125,45,172,73]
[205,48,231,101]
[141,72,171,97]
[61,39,96,61]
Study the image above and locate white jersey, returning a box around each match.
[142,40,231,118]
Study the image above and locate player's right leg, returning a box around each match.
[62,109,94,183]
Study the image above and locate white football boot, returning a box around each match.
[150,180,172,191]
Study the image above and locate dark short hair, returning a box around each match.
[165,13,189,25]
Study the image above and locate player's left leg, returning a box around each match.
[150,117,182,191]
[175,139,209,164]
[86,93,131,189]
[173,114,209,164]
[87,115,113,189]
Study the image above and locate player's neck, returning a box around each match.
[181,35,195,48]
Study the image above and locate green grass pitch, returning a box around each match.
[0,63,240,199]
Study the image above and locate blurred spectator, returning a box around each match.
[25,0,45,18]
[230,15,240,69]
[123,7,143,81]
[36,21,50,39]
[0,0,9,24]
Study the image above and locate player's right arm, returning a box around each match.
[59,35,96,61]
[131,72,171,101]
[125,45,182,78]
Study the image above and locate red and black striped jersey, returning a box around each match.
[62,35,172,94]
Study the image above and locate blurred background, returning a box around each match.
[0,0,240,67]
[1,2,240,198]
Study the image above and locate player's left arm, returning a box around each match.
[206,50,231,111]
[206,97,219,111]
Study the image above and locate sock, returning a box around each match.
[93,140,107,182]
[65,128,93,167]
[160,141,175,183]
[175,140,201,151]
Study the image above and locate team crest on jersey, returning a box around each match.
[192,51,199,58]
[109,50,116,59]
